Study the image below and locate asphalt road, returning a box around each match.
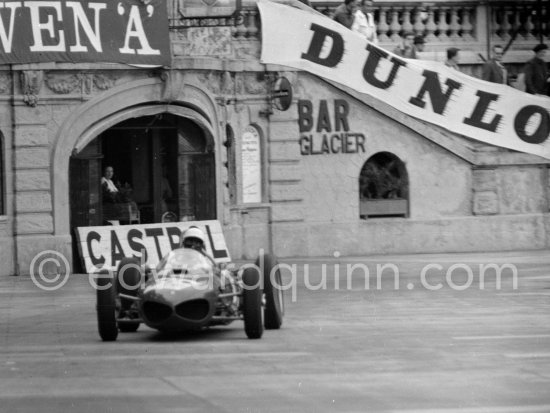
[1,250,550,413]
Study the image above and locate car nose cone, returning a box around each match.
[139,275,218,331]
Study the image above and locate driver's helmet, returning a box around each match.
[182,227,206,252]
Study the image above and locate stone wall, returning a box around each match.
[0,72,14,276]
[0,54,548,276]
[269,74,550,258]
[473,166,550,216]
[272,214,549,257]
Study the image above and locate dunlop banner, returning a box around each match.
[258,0,550,160]
[0,0,170,65]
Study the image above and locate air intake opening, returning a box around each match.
[143,301,172,323]
[175,299,210,321]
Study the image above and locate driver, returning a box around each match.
[181,226,219,277]
[181,227,207,253]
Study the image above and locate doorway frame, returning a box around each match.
[52,77,220,237]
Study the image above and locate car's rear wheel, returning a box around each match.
[257,253,284,329]
[96,273,118,341]
[116,258,142,333]
[242,267,263,339]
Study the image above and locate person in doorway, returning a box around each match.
[482,45,508,84]
[393,32,417,59]
[445,47,460,71]
[101,166,120,203]
[101,165,134,210]
[333,0,359,30]
[524,43,548,95]
[352,0,378,44]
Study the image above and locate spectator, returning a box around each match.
[352,0,378,44]
[333,0,359,30]
[101,165,133,204]
[393,32,416,59]
[445,47,460,71]
[413,35,425,53]
[101,166,120,204]
[524,43,548,95]
[481,45,507,84]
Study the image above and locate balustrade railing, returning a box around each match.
[490,2,548,44]
[168,0,549,61]
[312,1,549,49]
[313,2,478,44]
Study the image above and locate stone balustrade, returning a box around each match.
[168,0,549,76]
[168,0,548,46]
[312,1,548,49]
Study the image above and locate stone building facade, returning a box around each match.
[0,0,549,276]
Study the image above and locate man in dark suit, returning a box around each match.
[482,45,507,84]
[333,0,359,29]
[524,43,548,95]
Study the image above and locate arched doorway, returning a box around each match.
[359,152,409,218]
[50,76,221,273]
[69,113,216,268]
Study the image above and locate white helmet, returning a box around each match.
[182,227,206,249]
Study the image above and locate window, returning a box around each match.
[224,124,237,204]
[359,152,409,218]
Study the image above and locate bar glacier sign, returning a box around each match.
[0,0,170,65]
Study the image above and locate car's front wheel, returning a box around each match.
[96,273,118,341]
[242,267,264,339]
[256,252,284,330]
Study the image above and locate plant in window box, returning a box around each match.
[361,160,405,200]
[360,155,408,218]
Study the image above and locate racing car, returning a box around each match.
[95,227,284,341]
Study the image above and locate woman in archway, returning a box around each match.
[101,166,120,203]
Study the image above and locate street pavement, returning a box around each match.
[1,250,549,413]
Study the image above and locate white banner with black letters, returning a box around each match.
[258,0,550,160]
[75,220,231,273]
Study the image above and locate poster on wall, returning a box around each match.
[241,125,262,203]
[0,0,170,66]
[258,0,550,160]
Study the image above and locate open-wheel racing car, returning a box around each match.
[95,227,284,341]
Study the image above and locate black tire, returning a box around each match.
[96,273,118,341]
[256,253,284,329]
[242,267,264,339]
[116,258,142,333]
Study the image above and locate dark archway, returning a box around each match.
[359,152,409,218]
[69,113,216,270]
